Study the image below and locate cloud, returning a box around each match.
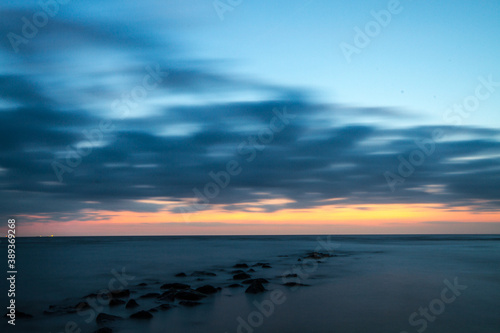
[0,1,499,223]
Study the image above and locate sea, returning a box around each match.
[1,235,499,333]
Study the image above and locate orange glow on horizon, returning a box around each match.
[13,202,500,236]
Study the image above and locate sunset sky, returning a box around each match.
[1,0,500,236]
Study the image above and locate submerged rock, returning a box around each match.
[283,282,308,287]
[233,263,249,268]
[195,285,219,295]
[242,278,269,285]
[227,284,243,288]
[160,283,190,290]
[175,290,207,301]
[125,299,139,309]
[233,273,251,280]
[96,313,122,325]
[130,310,153,319]
[109,299,126,307]
[175,272,187,277]
[94,328,113,333]
[179,301,202,307]
[139,293,161,299]
[245,280,267,294]
[191,271,217,277]
[110,289,130,299]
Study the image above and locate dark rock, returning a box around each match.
[75,302,91,311]
[179,301,202,307]
[283,282,308,287]
[227,284,243,288]
[160,283,190,290]
[96,313,122,325]
[139,293,161,299]
[283,273,298,278]
[125,299,139,309]
[247,269,256,273]
[6,311,33,318]
[195,285,219,295]
[252,262,270,267]
[191,271,217,277]
[297,258,302,262]
[233,273,251,280]
[137,283,148,287]
[233,263,249,268]
[109,299,126,307]
[158,290,176,302]
[175,272,187,277]
[261,264,272,269]
[230,269,246,274]
[242,278,269,285]
[110,289,130,299]
[305,252,333,259]
[154,304,173,311]
[175,290,206,301]
[245,280,267,294]
[94,328,113,333]
[44,305,77,315]
[130,310,153,320]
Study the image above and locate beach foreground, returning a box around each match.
[2,235,499,333]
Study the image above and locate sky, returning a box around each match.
[1,0,499,236]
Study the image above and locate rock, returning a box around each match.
[96,313,122,325]
[94,328,113,333]
[283,282,308,287]
[130,310,153,320]
[109,299,126,307]
[195,285,219,295]
[5,311,33,318]
[283,273,298,278]
[158,290,176,302]
[233,263,249,268]
[305,252,332,259]
[75,302,91,311]
[230,269,246,274]
[233,273,251,280]
[139,293,160,299]
[297,258,302,262]
[179,301,202,307]
[44,305,77,315]
[191,271,217,277]
[175,272,187,277]
[247,269,256,273]
[137,283,148,287]
[153,304,173,311]
[160,283,190,290]
[227,284,243,288]
[252,262,270,267]
[242,278,269,285]
[261,264,272,269]
[110,289,130,299]
[245,280,267,294]
[125,299,139,309]
[175,290,207,301]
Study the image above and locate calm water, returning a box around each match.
[1,235,499,333]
